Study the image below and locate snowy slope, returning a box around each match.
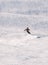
[0,0,48,65]
[0,27,48,65]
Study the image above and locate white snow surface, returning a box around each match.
[0,0,48,65]
[0,27,48,65]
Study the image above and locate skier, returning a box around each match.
[24,27,41,38]
[24,27,31,34]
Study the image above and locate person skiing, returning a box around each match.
[24,27,31,34]
[24,27,41,38]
